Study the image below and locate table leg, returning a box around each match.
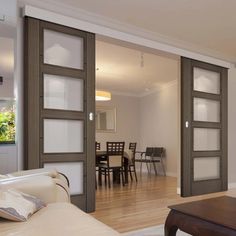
[113,170,120,183]
[164,210,178,236]
[98,168,102,186]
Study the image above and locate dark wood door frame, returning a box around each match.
[181,57,228,197]
[24,17,95,212]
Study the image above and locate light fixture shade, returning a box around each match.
[96,90,111,101]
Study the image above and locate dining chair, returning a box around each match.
[135,147,153,175]
[95,142,101,151]
[135,147,165,176]
[152,147,166,176]
[128,142,138,181]
[98,142,125,188]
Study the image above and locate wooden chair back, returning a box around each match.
[129,142,137,162]
[129,142,137,153]
[106,142,125,168]
[145,147,154,157]
[95,142,101,151]
[152,147,164,157]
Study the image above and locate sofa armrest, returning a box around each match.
[7,168,69,187]
[7,168,58,179]
[0,175,70,204]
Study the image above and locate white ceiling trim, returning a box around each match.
[23,5,232,69]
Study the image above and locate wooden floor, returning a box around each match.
[91,173,236,233]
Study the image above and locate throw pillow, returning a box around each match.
[0,189,46,221]
[0,175,7,179]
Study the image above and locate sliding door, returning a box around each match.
[24,17,95,212]
[181,57,228,197]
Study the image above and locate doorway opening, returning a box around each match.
[93,36,181,231]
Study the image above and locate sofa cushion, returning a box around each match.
[0,176,59,204]
[0,202,120,235]
[0,189,45,222]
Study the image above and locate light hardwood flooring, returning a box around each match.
[91,173,236,233]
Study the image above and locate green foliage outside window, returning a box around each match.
[0,102,16,143]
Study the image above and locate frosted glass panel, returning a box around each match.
[44,162,83,194]
[194,157,220,181]
[194,128,220,151]
[44,74,83,111]
[194,98,220,122]
[194,67,220,94]
[44,119,83,153]
[44,30,83,69]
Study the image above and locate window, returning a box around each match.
[0,100,16,144]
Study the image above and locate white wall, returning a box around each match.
[0,144,17,174]
[15,4,24,171]
[0,0,16,21]
[228,67,236,185]
[139,82,179,177]
[96,94,139,151]
[0,78,14,98]
[0,0,18,175]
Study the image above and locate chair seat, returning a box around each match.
[97,161,107,165]
[136,158,161,163]
[98,163,123,169]
[98,163,108,168]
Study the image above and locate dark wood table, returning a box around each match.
[165,196,236,236]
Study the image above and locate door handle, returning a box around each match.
[89,112,94,121]
[185,121,189,128]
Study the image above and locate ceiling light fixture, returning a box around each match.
[96,90,111,101]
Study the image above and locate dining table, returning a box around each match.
[96,149,133,184]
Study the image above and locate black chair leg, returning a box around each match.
[98,168,102,186]
[95,173,97,189]
[129,166,133,181]
[108,170,111,188]
[153,161,158,176]
[134,166,138,182]
[160,157,166,176]
[121,169,125,186]
[104,169,107,185]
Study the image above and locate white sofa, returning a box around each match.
[0,169,120,236]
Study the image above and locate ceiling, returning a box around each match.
[96,40,179,96]
[53,0,236,62]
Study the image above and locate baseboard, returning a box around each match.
[177,184,236,194]
[228,182,236,189]
[176,184,235,196]
[177,187,181,195]
[166,172,177,177]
